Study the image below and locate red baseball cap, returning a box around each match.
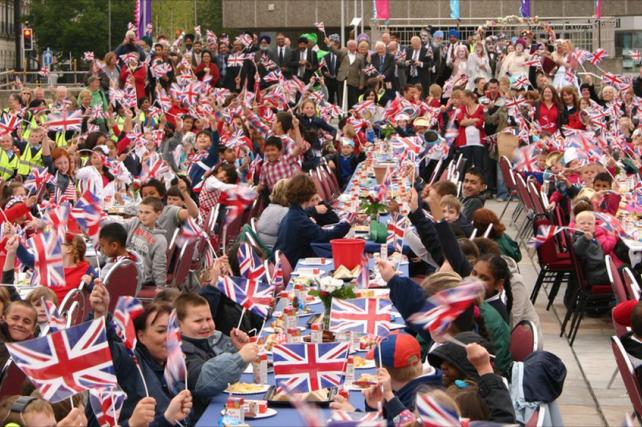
[371,333,421,368]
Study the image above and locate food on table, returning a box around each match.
[225,383,267,393]
[263,333,287,351]
[353,355,372,368]
[271,389,330,402]
[333,265,354,279]
[352,374,378,389]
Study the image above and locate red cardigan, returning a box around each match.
[195,62,221,87]
[455,104,486,148]
[120,65,147,100]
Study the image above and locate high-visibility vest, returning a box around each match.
[111,116,127,142]
[55,131,68,148]
[17,143,43,176]
[0,149,18,180]
[22,115,46,140]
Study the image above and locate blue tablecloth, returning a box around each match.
[293,256,409,279]
[195,285,380,427]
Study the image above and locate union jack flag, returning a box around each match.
[273,342,349,392]
[83,51,95,62]
[227,53,245,67]
[43,201,70,235]
[628,50,642,63]
[119,52,139,64]
[387,215,406,253]
[330,298,392,336]
[24,167,55,193]
[238,242,267,281]
[408,278,485,336]
[164,310,186,394]
[155,88,172,111]
[602,72,623,87]
[246,155,263,183]
[27,231,65,288]
[513,74,530,89]
[513,144,539,173]
[89,387,126,427]
[504,96,527,112]
[39,67,49,77]
[363,64,378,76]
[527,225,565,248]
[71,190,104,245]
[218,184,257,225]
[264,70,283,83]
[46,110,83,133]
[356,253,369,289]
[329,411,386,427]
[589,48,607,65]
[113,297,144,355]
[43,299,67,333]
[0,113,20,136]
[416,393,460,427]
[206,30,217,46]
[523,55,542,68]
[237,34,253,48]
[6,318,117,403]
[151,61,172,79]
[215,275,274,318]
[140,156,172,182]
[271,253,285,291]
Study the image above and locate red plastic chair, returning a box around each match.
[612,335,642,419]
[275,250,292,288]
[104,259,140,312]
[606,255,628,304]
[59,286,88,326]
[0,361,26,400]
[498,155,519,221]
[317,167,335,200]
[623,267,642,301]
[524,404,546,427]
[322,163,340,195]
[509,320,539,362]
[561,231,613,346]
[171,239,198,289]
[309,170,326,200]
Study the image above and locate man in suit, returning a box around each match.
[405,36,433,99]
[321,34,341,105]
[273,32,291,78]
[289,36,318,83]
[327,37,365,109]
[370,41,395,104]
[431,31,449,87]
[214,41,230,88]
[388,40,406,92]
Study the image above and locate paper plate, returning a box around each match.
[220,407,278,419]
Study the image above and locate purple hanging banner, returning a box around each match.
[520,0,531,18]
[137,0,152,37]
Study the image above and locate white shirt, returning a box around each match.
[348,52,356,65]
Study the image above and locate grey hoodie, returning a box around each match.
[503,256,542,344]
[123,218,168,286]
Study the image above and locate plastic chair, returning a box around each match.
[104,258,140,312]
[171,238,198,289]
[0,360,26,400]
[623,267,642,301]
[59,286,88,325]
[309,170,326,200]
[606,255,628,304]
[510,320,539,362]
[322,163,340,195]
[498,155,519,221]
[525,404,546,427]
[561,230,613,346]
[275,250,292,288]
[612,335,642,419]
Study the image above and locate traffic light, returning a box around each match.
[23,28,33,51]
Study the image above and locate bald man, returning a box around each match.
[404,35,433,98]
[326,36,365,108]
[370,41,395,103]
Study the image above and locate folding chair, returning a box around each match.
[498,156,519,221]
[509,320,539,362]
[104,258,140,312]
[606,255,628,304]
[0,360,26,400]
[561,230,613,346]
[623,267,642,300]
[611,335,642,420]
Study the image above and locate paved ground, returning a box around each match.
[488,199,631,427]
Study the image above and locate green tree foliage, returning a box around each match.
[153,0,223,39]
[26,0,134,59]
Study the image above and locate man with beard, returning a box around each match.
[431,30,449,86]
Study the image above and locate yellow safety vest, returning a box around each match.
[17,143,43,176]
[55,131,68,148]
[0,149,17,180]
[111,116,126,142]
[22,115,46,140]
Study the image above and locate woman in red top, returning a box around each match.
[535,85,561,135]
[120,57,147,101]
[195,51,221,88]
[456,90,488,179]
[560,86,585,133]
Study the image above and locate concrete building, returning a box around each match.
[0,0,17,71]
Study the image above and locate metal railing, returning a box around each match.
[372,16,616,55]
[0,69,89,89]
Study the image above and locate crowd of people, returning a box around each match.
[0,17,636,426]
